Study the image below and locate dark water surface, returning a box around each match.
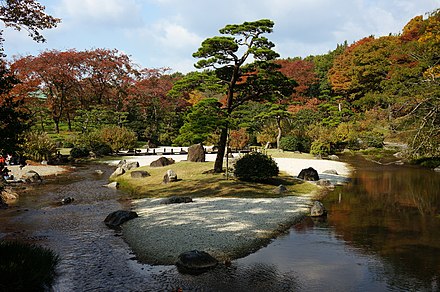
[1,158,439,291]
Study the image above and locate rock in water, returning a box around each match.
[176,250,218,275]
[22,170,42,183]
[310,201,327,217]
[103,182,119,189]
[61,197,74,204]
[104,210,138,229]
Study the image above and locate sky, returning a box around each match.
[2,0,439,73]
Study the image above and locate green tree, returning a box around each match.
[254,103,291,149]
[174,98,226,146]
[192,19,293,172]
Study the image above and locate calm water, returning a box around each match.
[239,156,440,291]
[0,157,439,291]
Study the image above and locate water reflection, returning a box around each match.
[321,157,440,291]
[1,158,439,291]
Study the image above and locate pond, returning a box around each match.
[0,156,439,291]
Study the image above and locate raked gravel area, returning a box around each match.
[119,154,352,265]
[123,195,313,265]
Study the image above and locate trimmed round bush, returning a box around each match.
[70,147,90,158]
[234,152,279,182]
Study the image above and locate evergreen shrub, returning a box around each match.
[234,152,279,182]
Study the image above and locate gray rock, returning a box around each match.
[104,210,138,229]
[123,161,140,171]
[160,196,193,204]
[61,197,74,204]
[109,167,125,179]
[117,160,140,171]
[187,143,206,162]
[150,157,175,167]
[273,184,288,194]
[163,169,178,184]
[176,250,218,275]
[328,155,339,161]
[323,169,338,175]
[104,182,119,189]
[317,179,333,187]
[310,201,327,217]
[434,166,440,172]
[95,169,104,175]
[130,170,150,178]
[22,170,42,183]
[298,167,319,181]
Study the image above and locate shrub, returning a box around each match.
[92,143,113,156]
[359,131,384,148]
[0,241,59,292]
[280,136,311,152]
[234,152,279,182]
[70,147,90,158]
[99,126,137,152]
[20,131,57,161]
[310,140,332,156]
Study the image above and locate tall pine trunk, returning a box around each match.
[214,127,228,173]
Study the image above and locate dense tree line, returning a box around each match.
[1,5,439,164]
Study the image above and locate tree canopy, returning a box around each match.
[192,19,294,172]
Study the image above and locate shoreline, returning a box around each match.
[7,164,72,180]
[4,156,352,266]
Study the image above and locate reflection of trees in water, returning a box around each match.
[322,162,440,289]
[156,263,301,291]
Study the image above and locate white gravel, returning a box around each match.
[120,156,352,265]
[123,196,312,265]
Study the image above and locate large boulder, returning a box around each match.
[117,160,140,171]
[22,170,42,183]
[175,250,218,275]
[310,201,327,217]
[298,167,319,181]
[130,170,150,178]
[163,169,178,184]
[187,143,205,162]
[104,210,138,229]
[109,167,125,179]
[150,157,175,167]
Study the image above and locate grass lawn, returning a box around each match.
[114,161,318,199]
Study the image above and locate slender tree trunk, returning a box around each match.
[276,116,282,149]
[54,117,60,134]
[214,126,228,173]
[67,112,72,131]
